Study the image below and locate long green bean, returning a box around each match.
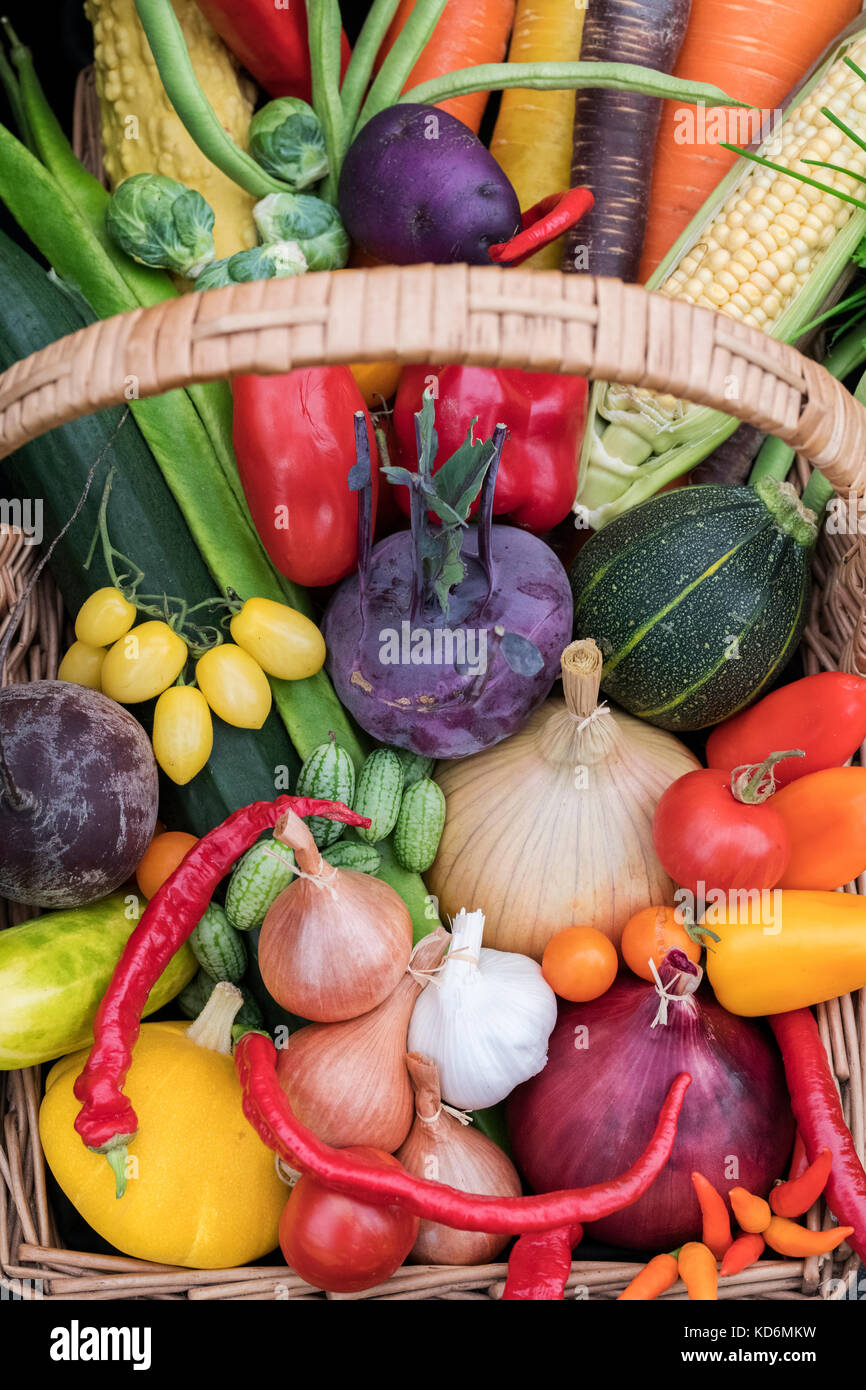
[357,0,448,131]
[305,0,347,205]
[132,0,288,198]
[339,0,403,137]
[382,63,746,127]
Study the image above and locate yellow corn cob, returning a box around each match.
[85,0,258,260]
[489,0,586,269]
[660,32,866,331]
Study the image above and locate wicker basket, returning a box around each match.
[1,265,865,1302]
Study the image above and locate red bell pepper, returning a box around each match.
[232,368,379,589]
[390,366,588,533]
[192,1,351,103]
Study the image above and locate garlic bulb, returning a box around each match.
[396,1053,523,1265]
[428,639,699,959]
[407,908,557,1110]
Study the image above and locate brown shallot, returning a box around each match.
[258,808,412,1021]
[395,1052,523,1265]
[275,929,449,1151]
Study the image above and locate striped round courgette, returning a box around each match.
[569,479,817,731]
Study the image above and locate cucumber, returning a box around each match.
[177,969,264,1030]
[225,837,296,931]
[570,480,817,731]
[0,895,195,1069]
[353,748,404,844]
[295,733,356,848]
[393,778,447,873]
[0,229,300,834]
[322,841,382,874]
[189,903,247,983]
[395,750,435,788]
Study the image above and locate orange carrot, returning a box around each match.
[638,0,863,283]
[377,0,516,133]
[729,1187,772,1235]
[720,1233,766,1277]
[691,1172,733,1260]
[617,1252,679,1301]
[678,1242,718,1301]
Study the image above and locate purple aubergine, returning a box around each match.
[338,103,521,266]
[322,400,573,759]
[0,680,159,908]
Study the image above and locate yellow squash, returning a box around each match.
[85,0,258,259]
[40,985,285,1269]
[704,889,866,1016]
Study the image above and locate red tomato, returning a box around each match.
[652,767,790,898]
[278,1148,419,1293]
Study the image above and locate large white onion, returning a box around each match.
[428,640,700,959]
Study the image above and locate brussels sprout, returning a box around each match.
[248,98,329,189]
[297,225,350,272]
[194,240,308,291]
[253,191,341,243]
[106,173,215,277]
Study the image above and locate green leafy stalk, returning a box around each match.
[132,0,290,197]
[356,0,448,132]
[305,0,348,205]
[339,0,403,135]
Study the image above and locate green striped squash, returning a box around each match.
[569,479,818,732]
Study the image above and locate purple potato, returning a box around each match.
[0,680,159,908]
[338,103,521,266]
[323,525,573,759]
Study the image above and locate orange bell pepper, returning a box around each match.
[773,768,866,890]
[704,890,866,1016]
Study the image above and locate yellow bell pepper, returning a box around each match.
[704,889,866,1017]
[39,984,285,1269]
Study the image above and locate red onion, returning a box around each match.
[507,950,794,1251]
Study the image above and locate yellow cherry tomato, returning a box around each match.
[229,597,326,680]
[152,685,214,786]
[196,644,272,729]
[57,640,106,690]
[101,621,188,704]
[350,361,402,408]
[75,586,137,647]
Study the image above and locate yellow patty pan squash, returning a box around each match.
[39,984,285,1269]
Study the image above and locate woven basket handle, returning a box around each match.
[0,266,864,494]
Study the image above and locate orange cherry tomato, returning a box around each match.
[621,906,702,983]
[135,830,198,900]
[541,925,618,1002]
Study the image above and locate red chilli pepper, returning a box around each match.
[236,1030,692,1233]
[720,1233,765,1278]
[789,1129,810,1184]
[770,1147,833,1219]
[74,796,369,1190]
[770,1009,866,1263]
[691,1171,733,1259]
[190,1,351,102]
[502,1224,584,1301]
[488,188,595,267]
[390,365,588,533]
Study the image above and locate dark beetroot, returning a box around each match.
[0,680,159,908]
